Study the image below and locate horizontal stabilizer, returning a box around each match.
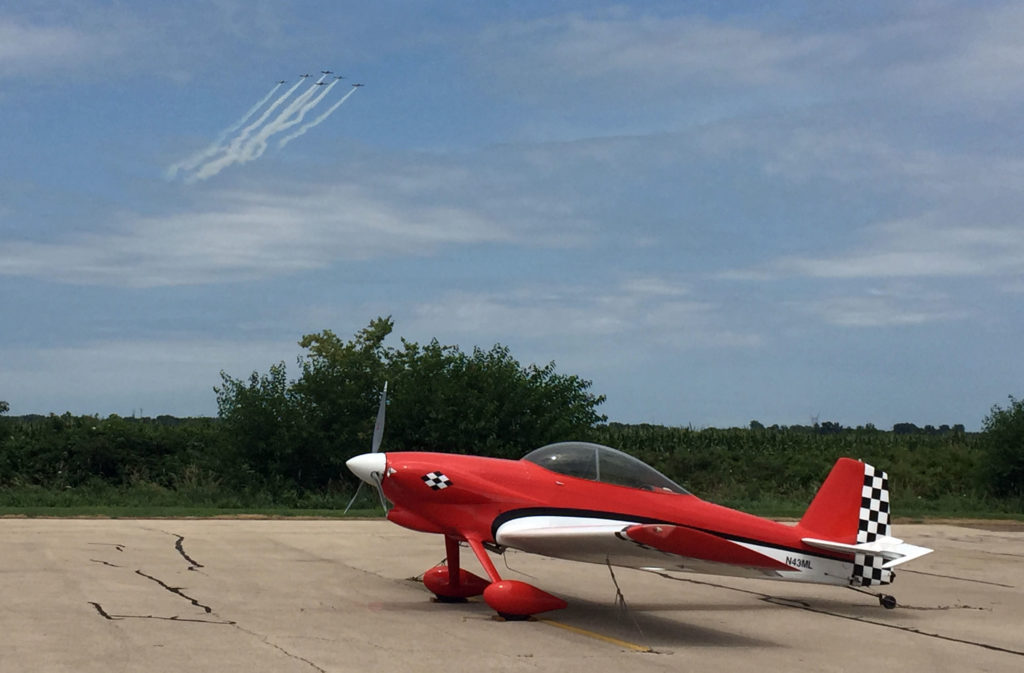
[802,536,933,568]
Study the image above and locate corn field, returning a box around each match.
[591,423,1003,515]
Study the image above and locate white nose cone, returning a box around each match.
[347,452,386,485]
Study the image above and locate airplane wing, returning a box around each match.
[495,516,790,576]
[495,516,637,562]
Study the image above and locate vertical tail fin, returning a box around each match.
[798,458,895,586]
[798,457,866,542]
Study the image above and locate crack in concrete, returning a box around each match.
[89,601,113,619]
[88,601,234,624]
[135,570,213,614]
[90,559,122,568]
[231,624,328,673]
[643,571,1024,657]
[171,533,204,571]
[88,543,125,552]
[902,568,1015,588]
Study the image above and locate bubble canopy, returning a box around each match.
[522,442,690,494]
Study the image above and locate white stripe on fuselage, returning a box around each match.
[731,541,853,586]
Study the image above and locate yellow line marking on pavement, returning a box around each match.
[538,618,653,652]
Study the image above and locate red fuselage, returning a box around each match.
[380,452,831,561]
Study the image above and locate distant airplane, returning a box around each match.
[301,74,310,78]
[321,70,333,74]
[278,80,286,84]
[352,83,364,87]
[334,75,345,80]
[315,82,326,86]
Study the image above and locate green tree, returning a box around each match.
[214,317,607,493]
[215,362,301,491]
[215,320,394,494]
[981,395,1024,498]
[386,340,606,458]
[290,317,394,488]
[0,400,9,479]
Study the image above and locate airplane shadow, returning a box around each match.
[374,572,929,652]
[368,587,774,649]
[553,596,778,650]
[546,586,929,651]
[418,586,783,649]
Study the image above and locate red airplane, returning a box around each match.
[347,400,932,619]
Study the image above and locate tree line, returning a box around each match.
[1,318,1021,511]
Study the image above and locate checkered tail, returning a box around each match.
[850,463,894,586]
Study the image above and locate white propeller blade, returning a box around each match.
[344,382,389,514]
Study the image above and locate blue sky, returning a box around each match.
[2,1,1022,429]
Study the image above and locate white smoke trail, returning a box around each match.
[191,80,323,181]
[227,82,284,135]
[278,86,358,149]
[165,81,283,179]
[223,77,305,151]
[183,73,356,182]
[236,78,340,162]
[186,77,308,180]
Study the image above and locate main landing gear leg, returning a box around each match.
[463,537,567,620]
[422,535,567,619]
[422,535,489,602]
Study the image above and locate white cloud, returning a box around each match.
[0,183,513,287]
[409,276,760,351]
[476,10,852,95]
[774,218,1024,280]
[0,5,295,83]
[799,289,965,328]
[694,116,1024,197]
[0,336,297,416]
[880,2,1024,105]
[466,1,1024,152]
[620,276,692,297]
[0,19,109,76]
[1000,278,1024,294]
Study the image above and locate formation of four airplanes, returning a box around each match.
[288,70,363,87]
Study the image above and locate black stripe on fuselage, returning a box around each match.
[490,507,849,562]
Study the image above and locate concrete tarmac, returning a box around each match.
[1,519,1021,672]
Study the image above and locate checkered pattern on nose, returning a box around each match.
[851,464,894,586]
[421,472,452,490]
